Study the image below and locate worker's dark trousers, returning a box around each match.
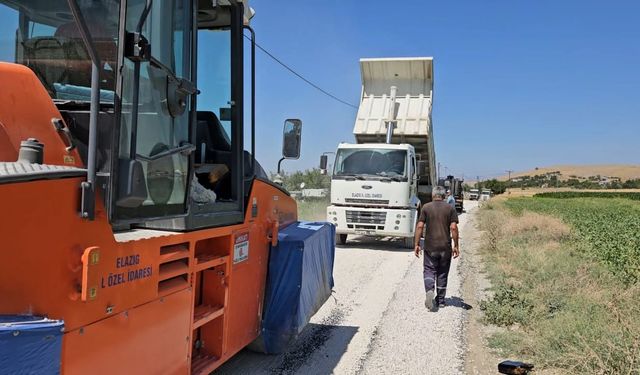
[423,247,452,304]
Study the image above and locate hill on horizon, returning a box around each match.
[500,164,640,182]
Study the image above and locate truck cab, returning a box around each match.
[324,57,435,248]
[327,143,420,246]
[480,189,493,201]
[469,188,480,200]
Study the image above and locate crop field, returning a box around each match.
[505,196,640,283]
[478,196,640,373]
[534,191,640,200]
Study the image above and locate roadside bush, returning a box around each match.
[480,284,533,326]
[296,197,330,222]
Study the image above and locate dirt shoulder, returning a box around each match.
[460,203,501,374]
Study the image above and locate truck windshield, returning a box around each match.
[334,148,407,178]
[0,0,120,103]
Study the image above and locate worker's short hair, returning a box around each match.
[432,186,446,199]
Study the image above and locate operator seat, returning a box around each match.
[195,111,269,201]
[196,111,231,160]
[21,37,69,94]
[196,111,232,198]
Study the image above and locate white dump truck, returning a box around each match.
[469,188,480,200]
[322,57,436,247]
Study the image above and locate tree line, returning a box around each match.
[270,168,331,192]
[463,175,640,195]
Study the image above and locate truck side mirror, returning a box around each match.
[319,154,328,175]
[282,119,302,159]
[417,160,428,177]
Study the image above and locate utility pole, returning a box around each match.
[506,170,513,181]
[477,175,480,189]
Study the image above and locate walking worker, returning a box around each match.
[414,186,459,311]
[446,189,456,209]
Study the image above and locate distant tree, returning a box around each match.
[270,168,330,191]
[483,179,508,195]
[609,181,623,189]
[623,179,640,189]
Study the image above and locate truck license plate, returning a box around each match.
[355,230,375,235]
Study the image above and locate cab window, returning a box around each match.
[114,0,193,220]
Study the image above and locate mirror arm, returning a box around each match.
[277,157,285,174]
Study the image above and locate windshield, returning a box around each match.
[333,148,407,178]
[0,0,120,103]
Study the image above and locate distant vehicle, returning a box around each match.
[322,58,436,247]
[469,188,480,200]
[301,188,328,198]
[480,189,493,201]
[438,175,464,213]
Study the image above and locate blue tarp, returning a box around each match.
[0,315,64,374]
[257,221,335,354]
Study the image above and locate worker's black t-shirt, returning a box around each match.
[418,200,459,251]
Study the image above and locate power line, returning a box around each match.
[245,35,358,109]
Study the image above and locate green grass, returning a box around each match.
[478,199,640,374]
[296,197,330,222]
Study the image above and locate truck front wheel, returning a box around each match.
[336,234,347,246]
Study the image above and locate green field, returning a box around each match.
[534,191,640,200]
[505,197,640,283]
[478,197,640,373]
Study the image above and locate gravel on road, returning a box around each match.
[216,201,479,375]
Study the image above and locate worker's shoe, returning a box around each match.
[425,290,436,312]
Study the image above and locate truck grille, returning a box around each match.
[346,210,386,225]
[344,198,390,205]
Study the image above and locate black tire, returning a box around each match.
[336,233,347,245]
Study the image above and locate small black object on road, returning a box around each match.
[498,360,534,374]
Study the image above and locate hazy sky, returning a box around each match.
[246,0,640,179]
